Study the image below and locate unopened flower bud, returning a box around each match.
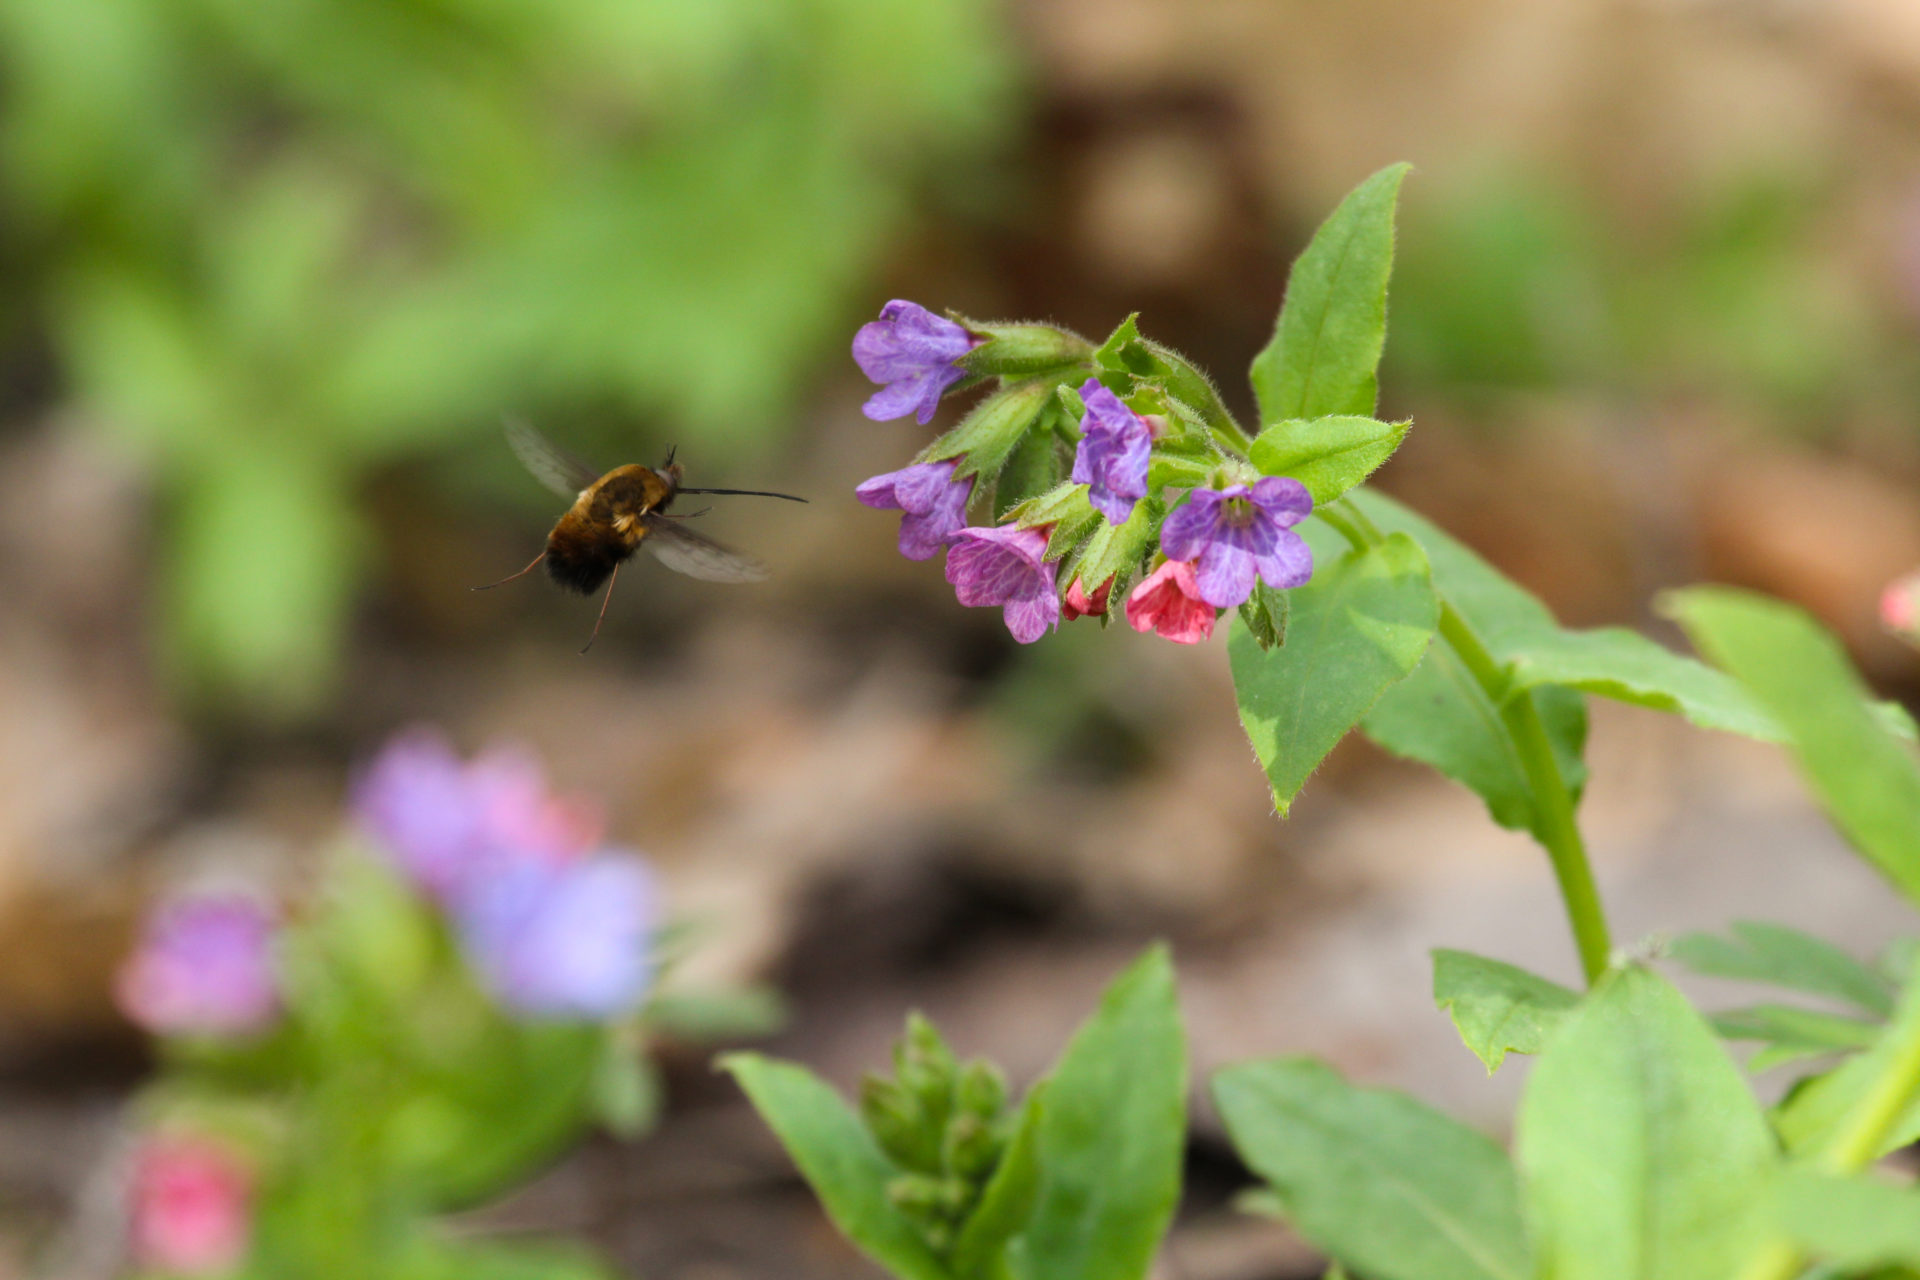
[943,1110,1005,1182]
[862,1075,939,1172]
[959,322,1092,379]
[955,1059,1007,1121]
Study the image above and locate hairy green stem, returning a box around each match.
[1322,496,1613,985]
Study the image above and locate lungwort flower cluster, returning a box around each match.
[854,303,1321,646]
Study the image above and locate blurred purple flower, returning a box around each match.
[1071,379,1152,523]
[116,895,279,1038]
[1160,478,1313,609]
[129,1134,253,1276]
[856,459,975,560]
[353,728,600,901]
[853,301,978,424]
[456,855,658,1019]
[944,525,1059,644]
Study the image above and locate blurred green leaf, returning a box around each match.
[1774,952,1920,1161]
[1774,1169,1920,1271]
[1671,922,1896,1019]
[1498,626,1781,741]
[1431,949,1579,1073]
[1213,1056,1529,1280]
[1251,163,1409,425]
[950,1083,1046,1280]
[1711,1005,1880,1055]
[1516,966,1775,1280]
[644,985,787,1042]
[1011,944,1186,1280]
[1231,525,1438,815]
[1669,588,1920,907]
[722,1052,951,1280]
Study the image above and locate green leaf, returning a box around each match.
[1011,944,1186,1280]
[1213,1057,1530,1280]
[1347,490,1589,841]
[1711,1005,1880,1053]
[1237,582,1291,652]
[1249,416,1411,504]
[1774,951,1920,1160]
[1092,314,1148,376]
[1498,626,1780,741]
[951,1084,1047,1280]
[922,377,1060,482]
[994,415,1067,520]
[1516,966,1776,1280]
[1775,1169,1920,1269]
[721,1053,951,1280]
[1068,495,1160,604]
[1668,587,1920,907]
[1231,526,1438,815]
[1251,163,1410,425]
[1431,949,1579,1073]
[1670,922,1896,1019]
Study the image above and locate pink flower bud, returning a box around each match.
[129,1136,252,1276]
[1883,570,1920,648]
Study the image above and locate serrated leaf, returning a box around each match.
[1431,949,1579,1073]
[721,1053,950,1280]
[1012,945,1186,1280]
[1213,1057,1529,1280]
[1231,526,1438,815]
[1516,966,1776,1280]
[1669,588,1920,908]
[1251,163,1409,425]
[1670,922,1895,1018]
[1348,490,1589,841]
[1249,416,1410,504]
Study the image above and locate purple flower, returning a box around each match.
[1160,477,1314,608]
[456,854,658,1019]
[116,894,280,1038]
[856,459,975,560]
[1070,379,1152,523]
[944,525,1059,644]
[353,728,600,902]
[853,300,978,424]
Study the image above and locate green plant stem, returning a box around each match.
[1322,496,1613,986]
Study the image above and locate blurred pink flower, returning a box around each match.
[116,895,279,1039]
[352,727,603,901]
[129,1136,252,1275]
[1883,570,1920,648]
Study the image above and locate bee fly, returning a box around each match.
[476,419,806,652]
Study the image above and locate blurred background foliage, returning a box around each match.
[0,0,1012,716]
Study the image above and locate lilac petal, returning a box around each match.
[945,526,1051,609]
[1255,529,1314,589]
[854,471,903,509]
[862,371,943,423]
[1160,491,1224,561]
[1250,475,1314,526]
[1001,581,1061,643]
[1193,542,1260,608]
[1208,509,1281,558]
[458,855,657,1019]
[117,895,280,1037]
[891,461,958,515]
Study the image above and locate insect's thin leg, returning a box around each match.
[472,551,546,591]
[579,562,621,655]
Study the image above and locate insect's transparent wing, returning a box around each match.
[641,515,769,583]
[505,418,598,498]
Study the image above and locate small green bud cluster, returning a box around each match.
[859,1012,1014,1257]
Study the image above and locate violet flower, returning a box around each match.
[129,1135,253,1276]
[856,459,975,560]
[1159,477,1313,609]
[456,854,658,1019]
[853,300,978,424]
[353,728,600,902]
[944,525,1059,644]
[116,894,280,1038]
[1070,379,1152,523]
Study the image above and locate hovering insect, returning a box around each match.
[477,419,807,652]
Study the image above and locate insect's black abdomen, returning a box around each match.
[544,518,631,594]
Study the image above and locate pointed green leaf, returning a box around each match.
[1230,528,1438,814]
[1213,1056,1530,1280]
[1669,588,1920,907]
[1252,164,1410,424]
[1711,1005,1880,1053]
[951,1084,1047,1280]
[721,1053,951,1280]
[1347,490,1589,841]
[1012,945,1186,1280]
[1499,626,1779,740]
[1671,922,1896,1019]
[1774,952,1920,1160]
[1250,416,1410,505]
[1431,949,1579,1073]
[1516,966,1776,1280]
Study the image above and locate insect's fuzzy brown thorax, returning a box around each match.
[543,464,678,594]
